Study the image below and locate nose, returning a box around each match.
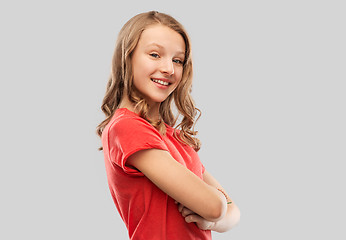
[160,59,174,76]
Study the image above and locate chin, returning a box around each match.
[147,95,170,105]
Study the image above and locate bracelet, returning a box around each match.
[217,188,232,204]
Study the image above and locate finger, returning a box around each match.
[178,203,184,213]
[185,215,213,230]
[185,214,203,223]
[181,207,194,217]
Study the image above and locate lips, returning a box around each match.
[151,78,171,86]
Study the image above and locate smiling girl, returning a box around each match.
[97,11,240,240]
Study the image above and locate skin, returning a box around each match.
[120,24,240,231]
[178,171,241,232]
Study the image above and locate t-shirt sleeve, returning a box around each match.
[107,116,169,175]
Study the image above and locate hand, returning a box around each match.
[175,202,216,231]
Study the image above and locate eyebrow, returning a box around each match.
[146,43,185,56]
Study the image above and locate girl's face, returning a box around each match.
[131,24,185,107]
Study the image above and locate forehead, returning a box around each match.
[137,24,185,54]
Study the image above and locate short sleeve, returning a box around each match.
[107,115,169,175]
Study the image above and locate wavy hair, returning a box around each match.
[96,11,201,151]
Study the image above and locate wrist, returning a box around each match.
[217,188,232,205]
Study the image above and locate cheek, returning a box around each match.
[132,62,148,83]
[132,55,150,76]
[175,68,184,83]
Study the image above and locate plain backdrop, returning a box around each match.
[1,0,345,239]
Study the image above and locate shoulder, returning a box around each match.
[103,108,169,167]
[108,108,152,131]
[106,108,163,141]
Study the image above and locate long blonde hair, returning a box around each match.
[97,11,201,151]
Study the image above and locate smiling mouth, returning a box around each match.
[151,78,171,86]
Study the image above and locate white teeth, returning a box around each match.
[152,79,169,86]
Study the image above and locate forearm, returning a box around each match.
[201,170,240,232]
[210,202,240,233]
[127,149,228,221]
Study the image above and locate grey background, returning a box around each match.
[1,0,345,239]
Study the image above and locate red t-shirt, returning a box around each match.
[102,108,212,240]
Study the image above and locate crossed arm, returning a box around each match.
[127,148,240,231]
[179,170,241,232]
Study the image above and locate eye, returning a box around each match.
[173,59,183,65]
[150,53,160,58]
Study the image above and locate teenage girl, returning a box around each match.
[97,11,240,240]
